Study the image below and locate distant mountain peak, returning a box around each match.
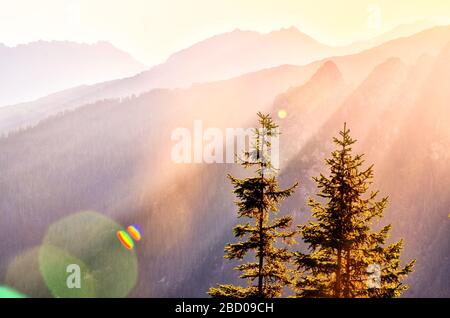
[267,25,321,41]
[162,25,333,81]
[228,27,256,35]
[276,25,300,33]
[352,56,407,95]
[275,60,344,107]
[309,60,344,83]
[0,40,146,106]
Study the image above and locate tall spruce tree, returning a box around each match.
[208,113,298,298]
[294,123,415,298]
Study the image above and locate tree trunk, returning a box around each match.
[335,248,342,297]
[258,137,264,298]
[344,248,351,298]
[258,210,264,297]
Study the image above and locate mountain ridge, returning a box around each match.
[3,24,450,137]
[0,40,146,106]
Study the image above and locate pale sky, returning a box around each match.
[1,0,450,66]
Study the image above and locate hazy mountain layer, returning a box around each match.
[0,41,146,106]
[2,25,450,136]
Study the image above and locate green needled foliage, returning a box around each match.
[208,113,298,298]
[294,123,415,298]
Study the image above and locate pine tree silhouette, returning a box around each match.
[294,123,415,298]
[208,112,298,298]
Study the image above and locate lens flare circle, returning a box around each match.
[277,109,287,119]
[39,211,138,298]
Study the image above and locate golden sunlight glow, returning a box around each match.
[278,109,288,119]
[1,0,450,65]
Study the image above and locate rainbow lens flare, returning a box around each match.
[39,212,138,298]
[117,230,134,250]
[127,224,142,241]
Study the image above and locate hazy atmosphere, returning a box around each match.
[0,0,449,299]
